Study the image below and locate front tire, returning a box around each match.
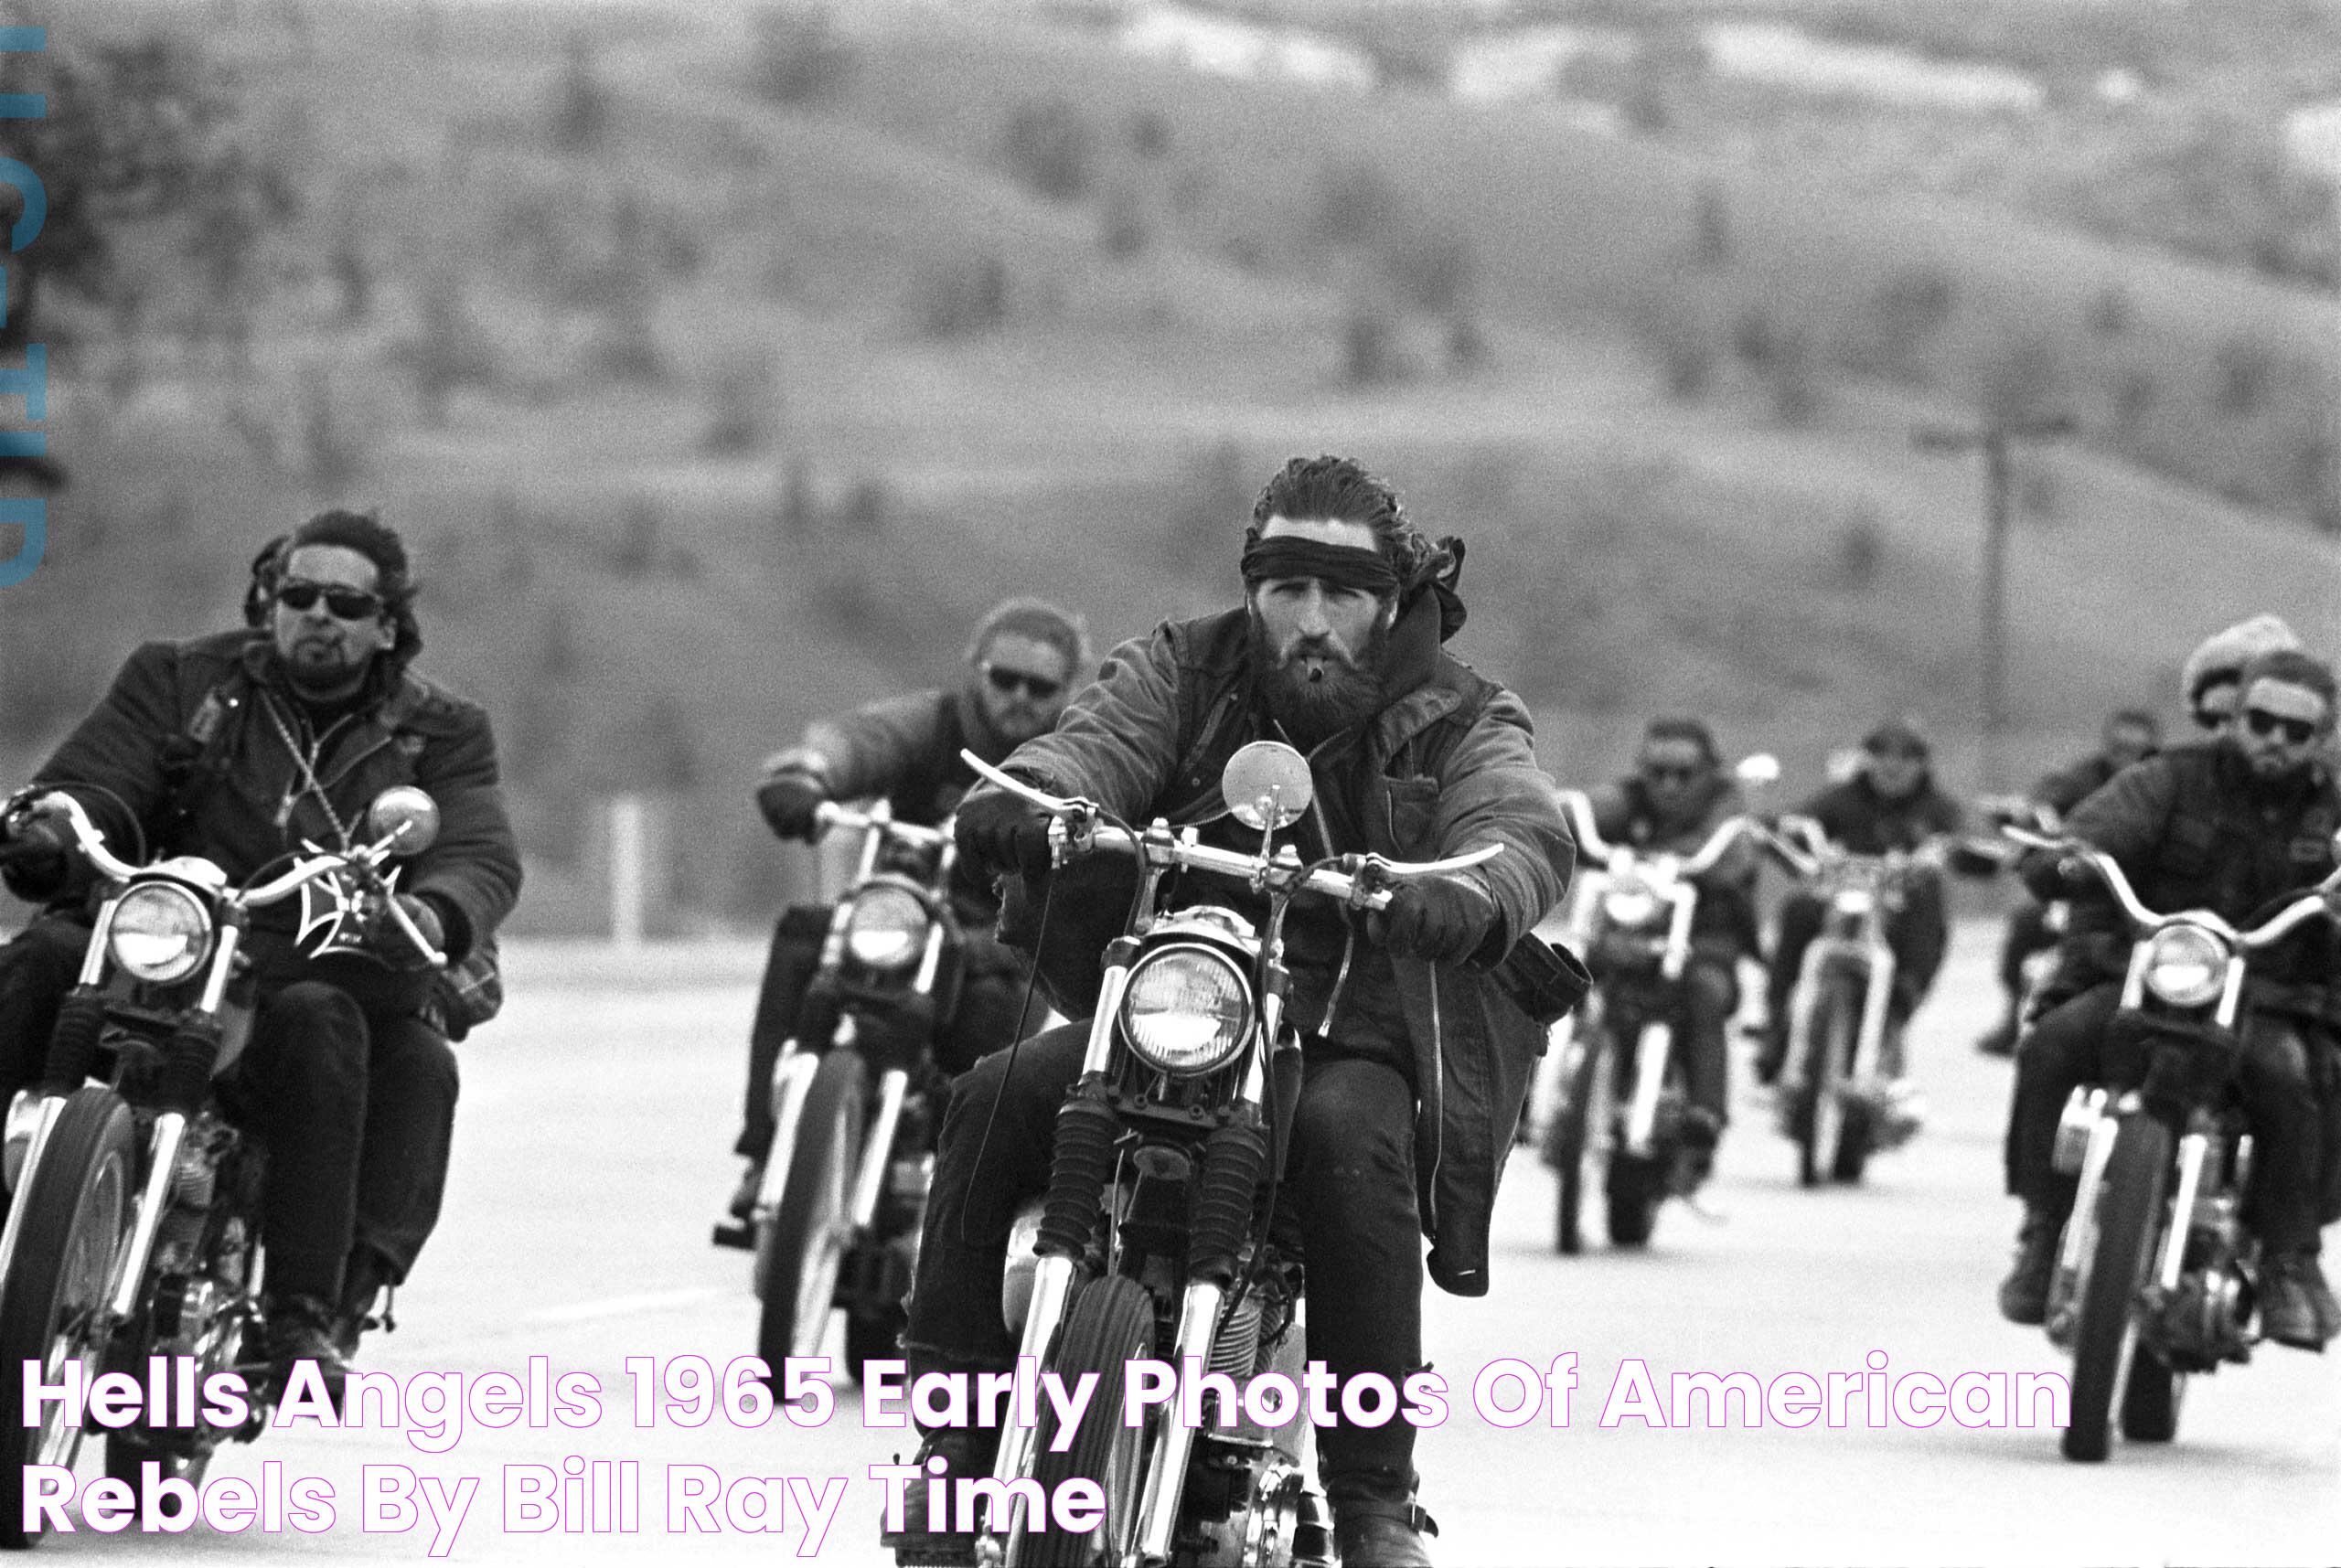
[2064,1113,2172,1463]
[1548,1027,1601,1255]
[1605,1151,1662,1248]
[2117,1347,2183,1444]
[0,1088,138,1549]
[755,1051,865,1371]
[1026,1275,1155,1568]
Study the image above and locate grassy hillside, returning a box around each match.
[3,0,2335,933]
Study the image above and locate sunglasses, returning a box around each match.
[1641,765,1700,785]
[982,664,1063,701]
[277,579,383,621]
[2242,708,2319,746]
[2191,707,2229,732]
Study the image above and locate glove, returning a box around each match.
[754,772,828,842]
[955,789,1055,880]
[0,813,66,868]
[1378,876,1499,966]
[379,892,446,968]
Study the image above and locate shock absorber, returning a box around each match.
[40,987,106,1093]
[1036,1077,1119,1259]
[1186,1115,1268,1286]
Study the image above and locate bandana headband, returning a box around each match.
[1239,535,1401,596]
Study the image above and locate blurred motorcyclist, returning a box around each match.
[1584,718,1760,1176]
[1975,709,2160,1057]
[0,510,521,1395]
[1755,720,1963,1086]
[725,598,1087,1221]
[1996,648,2341,1348]
[2182,614,2303,738]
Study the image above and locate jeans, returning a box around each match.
[901,1021,1426,1489]
[0,913,457,1300]
[2002,982,2324,1252]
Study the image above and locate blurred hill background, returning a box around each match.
[0,0,2335,933]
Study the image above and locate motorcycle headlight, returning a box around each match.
[1601,885,1662,929]
[2143,925,2229,1008]
[108,882,213,985]
[844,886,929,972]
[1119,945,1253,1078]
[1832,888,1876,918]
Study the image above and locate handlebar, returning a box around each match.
[963,753,1500,912]
[11,789,447,968]
[810,801,952,850]
[2002,825,2341,948]
[1557,790,1753,879]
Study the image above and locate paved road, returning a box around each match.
[29,923,2341,1563]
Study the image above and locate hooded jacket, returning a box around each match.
[967,589,1577,1296]
[7,630,519,964]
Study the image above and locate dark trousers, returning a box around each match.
[1766,877,1949,1033]
[0,914,457,1302]
[2002,982,2324,1252]
[1681,958,1736,1125]
[735,907,1042,1160]
[902,1022,1424,1491]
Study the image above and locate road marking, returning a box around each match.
[525,1286,726,1325]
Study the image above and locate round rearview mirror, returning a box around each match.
[1736,753,1781,788]
[366,786,441,855]
[1222,741,1313,831]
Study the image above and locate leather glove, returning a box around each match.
[955,789,1055,880]
[1378,875,1499,966]
[754,772,828,842]
[0,813,67,872]
[373,891,447,969]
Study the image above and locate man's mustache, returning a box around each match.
[1279,635,1357,668]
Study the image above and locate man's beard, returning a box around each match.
[1250,611,1388,751]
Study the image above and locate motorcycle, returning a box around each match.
[0,784,444,1546]
[956,741,1497,1568]
[1758,817,1934,1187]
[2002,822,2341,1463]
[712,800,966,1384]
[1538,757,1774,1253]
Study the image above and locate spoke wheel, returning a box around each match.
[2064,1113,2171,1463]
[756,1051,866,1371]
[1025,1275,1156,1568]
[0,1088,137,1549]
[1549,1025,1601,1255]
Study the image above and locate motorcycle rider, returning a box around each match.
[1582,717,1760,1179]
[1995,647,2341,1348]
[0,509,521,1393]
[1975,709,2161,1057]
[726,598,1087,1221]
[2183,613,2303,737]
[1754,719,1964,1088]
[882,454,1577,1568]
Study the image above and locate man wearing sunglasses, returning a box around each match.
[2182,613,2304,737]
[1998,647,2341,1347]
[0,508,521,1395]
[1754,720,1965,1091]
[1582,718,1763,1178]
[724,597,1088,1221]
[1975,709,2161,1058]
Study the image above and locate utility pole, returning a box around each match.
[1912,414,2076,791]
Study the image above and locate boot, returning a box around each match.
[263,1293,349,1410]
[727,1157,764,1225]
[1997,1208,2061,1326]
[2258,1249,2339,1351]
[879,1426,999,1564]
[333,1248,396,1362]
[1331,1499,1438,1567]
[1676,1105,1723,1189]
[1751,1014,1790,1087]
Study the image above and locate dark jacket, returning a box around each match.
[7,630,520,964]
[2031,751,2143,819]
[1796,773,1963,856]
[761,686,1021,829]
[970,592,1576,1297]
[1587,773,1758,957]
[2034,741,2341,1002]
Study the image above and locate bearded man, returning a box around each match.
[879,454,1578,1568]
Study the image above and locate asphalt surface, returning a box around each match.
[23,923,2341,1563]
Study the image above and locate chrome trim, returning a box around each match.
[2161,1133,2207,1293]
[1136,1281,1224,1564]
[850,1070,909,1230]
[108,1111,187,1320]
